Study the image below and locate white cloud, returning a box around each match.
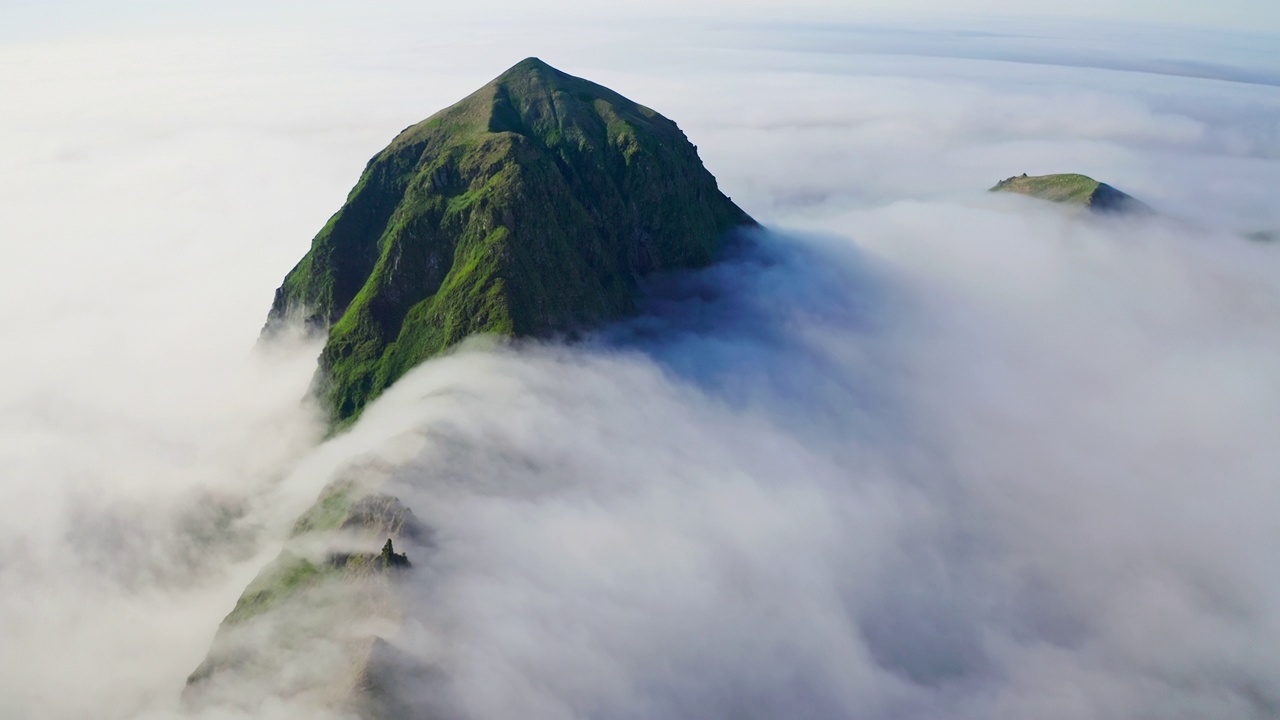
[1,8,1279,720]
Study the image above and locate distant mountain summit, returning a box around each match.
[991,173,1147,214]
[265,57,753,425]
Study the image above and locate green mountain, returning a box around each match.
[265,57,753,425]
[186,63,751,713]
[990,173,1147,213]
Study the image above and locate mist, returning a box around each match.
[289,213,1280,719]
[2,5,1279,720]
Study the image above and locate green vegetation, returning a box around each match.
[211,485,419,628]
[189,481,420,701]
[290,481,355,536]
[991,173,1101,204]
[214,533,413,627]
[990,173,1146,213]
[291,481,421,538]
[265,57,754,426]
[222,552,328,625]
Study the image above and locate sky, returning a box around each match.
[1,3,1280,720]
[3,0,1280,38]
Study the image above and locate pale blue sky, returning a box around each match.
[3,0,1280,42]
[781,0,1280,32]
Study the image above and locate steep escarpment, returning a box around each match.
[991,172,1148,213]
[265,57,754,425]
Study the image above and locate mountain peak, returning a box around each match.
[264,59,753,426]
[500,56,556,77]
[490,56,568,94]
[990,172,1148,214]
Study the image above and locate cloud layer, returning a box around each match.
[1,8,1278,720]
[315,211,1280,719]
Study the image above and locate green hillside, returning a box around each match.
[265,57,753,425]
[990,173,1146,213]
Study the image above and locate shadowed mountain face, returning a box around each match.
[265,57,754,425]
[990,173,1148,213]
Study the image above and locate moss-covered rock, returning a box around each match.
[990,173,1147,214]
[265,57,754,426]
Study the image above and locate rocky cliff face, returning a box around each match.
[991,173,1147,213]
[265,57,753,425]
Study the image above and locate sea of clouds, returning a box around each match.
[1,4,1279,719]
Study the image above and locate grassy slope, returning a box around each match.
[210,481,418,628]
[220,552,327,625]
[990,173,1148,214]
[267,58,751,425]
[990,173,1103,204]
[184,482,420,701]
